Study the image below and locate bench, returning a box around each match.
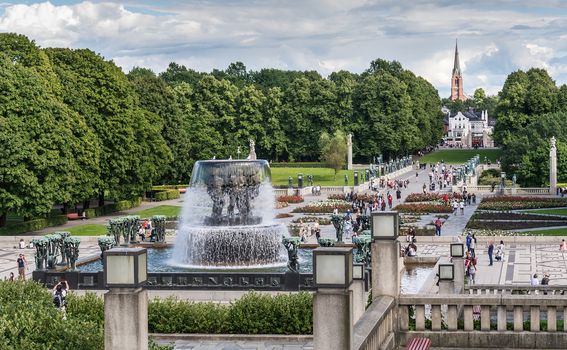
[406,337,431,350]
[67,213,80,220]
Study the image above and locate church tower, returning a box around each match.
[450,40,466,101]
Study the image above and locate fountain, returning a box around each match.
[171,142,288,268]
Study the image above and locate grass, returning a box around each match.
[46,224,108,236]
[525,208,567,216]
[133,205,181,218]
[514,227,567,236]
[419,149,502,164]
[271,168,364,186]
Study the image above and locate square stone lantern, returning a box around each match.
[371,211,399,240]
[313,247,353,288]
[438,264,455,281]
[104,248,147,288]
[450,243,464,258]
[353,263,364,280]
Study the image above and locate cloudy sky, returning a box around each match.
[1,0,566,97]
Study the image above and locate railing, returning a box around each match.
[398,294,567,349]
[353,296,397,350]
[33,270,317,291]
[466,284,567,295]
[462,186,551,195]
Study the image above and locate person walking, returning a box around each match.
[498,240,505,261]
[465,232,472,253]
[453,200,459,215]
[467,258,477,285]
[459,199,465,215]
[487,241,494,266]
[469,234,477,258]
[387,193,393,209]
[434,217,443,236]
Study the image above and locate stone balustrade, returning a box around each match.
[398,294,567,348]
[466,284,567,295]
[353,296,397,350]
[461,185,551,195]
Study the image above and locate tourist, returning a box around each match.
[18,239,25,249]
[16,254,27,280]
[465,232,472,252]
[8,272,14,281]
[396,188,401,200]
[560,239,567,251]
[530,273,540,286]
[53,279,70,311]
[434,217,443,236]
[453,200,459,215]
[472,193,476,204]
[422,183,427,194]
[487,241,494,266]
[469,235,477,258]
[459,199,465,215]
[466,258,477,284]
[387,193,393,209]
[541,273,550,285]
[498,240,505,261]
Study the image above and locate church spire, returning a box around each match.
[452,39,461,75]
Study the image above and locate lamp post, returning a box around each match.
[104,248,148,350]
[450,243,465,292]
[370,211,400,298]
[351,263,366,323]
[438,263,455,294]
[313,247,354,350]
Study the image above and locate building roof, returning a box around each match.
[452,39,461,76]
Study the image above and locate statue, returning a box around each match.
[308,174,313,186]
[108,216,140,245]
[360,215,371,231]
[331,214,344,242]
[344,174,348,186]
[151,215,167,242]
[246,139,257,160]
[283,237,300,273]
[45,234,61,269]
[54,231,70,265]
[97,236,116,260]
[551,136,557,150]
[64,237,81,270]
[512,174,517,187]
[32,237,49,269]
[352,235,372,265]
[288,176,293,188]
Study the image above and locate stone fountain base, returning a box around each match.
[172,223,288,268]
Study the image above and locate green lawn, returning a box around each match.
[271,168,364,186]
[133,205,181,218]
[51,224,108,236]
[525,208,567,216]
[514,227,567,236]
[419,149,502,164]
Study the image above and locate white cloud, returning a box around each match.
[0,0,566,97]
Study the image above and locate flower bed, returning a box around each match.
[275,201,289,209]
[393,203,453,214]
[464,228,531,237]
[328,193,374,202]
[291,216,331,225]
[471,212,567,221]
[292,200,351,213]
[275,213,293,219]
[276,195,304,203]
[404,193,463,203]
[478,196,567,210]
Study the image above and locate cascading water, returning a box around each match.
[171,159,289,268]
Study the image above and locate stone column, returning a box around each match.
[453,257,465,293]
[105,288,148,350]
[347,133,353,170]
[550,136,557,195]
[313,288,353,350]
[350,279,366,324]
[371,241,400,298]
[439,280,455,294]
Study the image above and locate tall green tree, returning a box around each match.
[319,131,348,179]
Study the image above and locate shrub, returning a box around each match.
[276,195,304,203]
[478,196,567,210]
[0,215,68,236]
[270,162,330,168]
[84,198,143,219]
[154,190,180,201]
[394,203,453,214]
[149,298,230,334]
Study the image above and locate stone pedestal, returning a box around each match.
[439,280,455,294]
[313,288,353,350]
[453,257,465,293]
[550,137,557,195]
[347,134,353,170]
[105,288,148,350]
[371,240,400,298]
[350,279,366,324]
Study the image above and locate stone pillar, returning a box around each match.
[105,288,148,350]
[371,241,400,298]
[350,279,366,324]
[550,136,557,195]
[347,133,353,170]
[439,280,454,294]
[313,288,353,350]
[453,257,465,293]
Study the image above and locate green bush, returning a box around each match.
[115,197,143,211]
[152,185,189,191]
[149,298,230,334]
[0,215,68,236]
[84,198,142,219]
[0,280,103,349]
[154,190,180,201]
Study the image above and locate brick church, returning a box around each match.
[443,40,495,147]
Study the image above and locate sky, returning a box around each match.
[1,0,567,97]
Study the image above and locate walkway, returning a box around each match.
[155,339,313,350]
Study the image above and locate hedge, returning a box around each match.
[154,190,180,201]
[152,185,189,191]
[0,215,68,236]
[84,197,143,219]
[270,162,332,168]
